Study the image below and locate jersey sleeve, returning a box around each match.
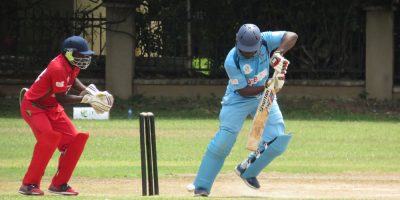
[261,31,286,53]
[224,54,248,90]
[49,68,69,94]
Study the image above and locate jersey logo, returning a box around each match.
[243,64,252,74]
[55,81,64,87]
[230,79,239,85]
[246,69,268,86]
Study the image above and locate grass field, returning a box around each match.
[0,96,399,199]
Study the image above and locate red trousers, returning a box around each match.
[20,99,89,187]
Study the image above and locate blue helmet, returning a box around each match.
[62,36,94,55]
[236,24,261,52]
[62,36,94,69]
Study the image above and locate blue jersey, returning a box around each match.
[193,29,289,193]
[224,31,286,95]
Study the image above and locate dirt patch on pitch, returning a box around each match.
[2,172,400,199]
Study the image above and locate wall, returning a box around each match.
[132,85,367,99]
[0,79,381,100]
[3,78,399,99]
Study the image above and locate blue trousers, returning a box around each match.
[193,92,285,193]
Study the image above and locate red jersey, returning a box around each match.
[25,54,80,107]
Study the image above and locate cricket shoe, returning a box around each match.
[48,183,79,195]
[235,164,260,189]
[18,184,44,195]
[194,187,209,197]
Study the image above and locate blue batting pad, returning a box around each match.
[241,134,292,178]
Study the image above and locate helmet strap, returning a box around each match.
[65,49,74,62]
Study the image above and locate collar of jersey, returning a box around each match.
[59,54,75,72]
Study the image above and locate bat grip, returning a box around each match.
[267,71,279,89]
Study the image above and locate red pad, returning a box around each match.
[51,132,89,186]
[22,131,61,186]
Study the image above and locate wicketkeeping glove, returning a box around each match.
[80,84,99,96]
[270,51,290,74]
[81,92,114,114]
[80,84,114,114]
[100,91,114,108]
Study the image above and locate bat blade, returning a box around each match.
[246,87,276,151]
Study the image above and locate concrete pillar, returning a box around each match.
[104,2,135,99]
[365,7,394,100]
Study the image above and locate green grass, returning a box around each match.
[0,96,399,199]
[1,118,399,181]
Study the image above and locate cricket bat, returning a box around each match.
[246,71,279,151]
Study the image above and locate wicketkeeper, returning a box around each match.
[189,24,297,197]
[18,36,114,196]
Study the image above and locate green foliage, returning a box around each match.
[279,97,400,121]
[106,94,222,119]
[1,96,399,121]
[134,0,398,79]
[0,96,20,117]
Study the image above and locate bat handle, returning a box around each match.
[267,71,279,89]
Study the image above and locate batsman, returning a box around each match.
[190,24,297,196]
[18,36,114,196]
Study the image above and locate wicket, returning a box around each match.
[139,112,159,196]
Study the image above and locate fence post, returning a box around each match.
[365,6,394,100]
[104,1,135,99]
[186,0,192,75]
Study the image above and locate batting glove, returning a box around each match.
[274,73,286,93]
[270,51,290,74]
[264,72,285,92]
